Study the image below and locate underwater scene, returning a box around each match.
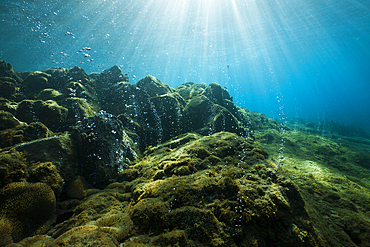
[0,0,370,246]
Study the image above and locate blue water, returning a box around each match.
[1,0,370,132]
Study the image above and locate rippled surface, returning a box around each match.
[1,0,370,131]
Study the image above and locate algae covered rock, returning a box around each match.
[15,134,76,165]
[61,97,97,125]
[0,148,64,196]
[0,60,22,83]
[95,73,250,150]
[0,98,18,115]
[0,77,20,101]
[37,88,64,101]
[0,62,353,246]
[21,71,53,98]
[46,132,323,246]
[49,225,119,247]
[95,65,129,89]
[136,75,173,97]
[0,182,56,242]
[203,82,230,106]
[0,110,22,131]
[70,111,138,189]
[15,99,68,131]
[0,116,51,149]
[0,150,28,187]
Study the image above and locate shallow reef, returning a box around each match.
[0,60,370,246]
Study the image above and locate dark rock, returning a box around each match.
[70,111,138,189]
[203,82,225,106]
[66,66,90,86]
[183,95,214,132]
[41,67,69,89]
[0,98,18,115]
[96,65,128,88]
[0,61,22,83]
[201,104,246,136]
[241,109,279,131]
[64,81,97,104]
[15,134,77,165]
[21,71,53,97]
[0,110,22,131]
[149,94,184,143]
[0,77,19,100]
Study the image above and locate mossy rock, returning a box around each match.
[60,97,98,125]
[15,99,68,131]
[0,98,18,115]
[0,61,22,83]
[0,77,19,100]
[64,81,97,104]
[183,95,214,132]
[28,162,64,197]
[136,75,173,97]
[95,65,128,89]
[0,149,28,187]
[0,182,56,242]
[37,88,64,101]
[203,82,226,106]
[0,110,22,131]
[175,82,207,101]
[0,121,50,149]
[65,66,90,86]
[48,225,119,247]
[21,71,53,97]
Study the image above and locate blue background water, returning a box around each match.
[1,0,370,132]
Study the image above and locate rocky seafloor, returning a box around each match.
[0,60,370,247]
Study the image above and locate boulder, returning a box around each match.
[136,75,172,97]
[96,65,128,89]
[70,111,138,189]
[37,88,64,101]
[0,98,18,115]
[182,95,215,132]
[175,82,207,101]
[0,110,22,131]
[0,121,50,149]
[0,60,22,83]
[15,134,77,165]
[203,82,226,106]
[0,149,28,188]
[66,66,90,86]
[15,99,68,131]
[21,71,53,98]
[60,97,98,126]
[0,77,19,100]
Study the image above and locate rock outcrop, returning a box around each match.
[1,61,369,246]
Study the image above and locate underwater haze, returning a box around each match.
[1,0,370,132]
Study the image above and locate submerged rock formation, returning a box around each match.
[0,60,369,246]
